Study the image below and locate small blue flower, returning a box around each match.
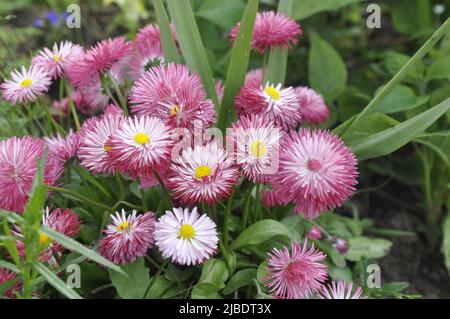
[32,17,44,28]
[45,10,60,26]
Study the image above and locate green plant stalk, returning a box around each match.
[143,259,169,299]
[223,192,234,247]
[152,0,180,64]
[342,17,450,139]
[153,170,173,210]
[241,186,253,230]
[47,185,111,211]
[65,83,81,131]
[109,75,128,115]
[218,239,232,274]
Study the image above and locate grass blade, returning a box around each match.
[216,0,259,132]
[34,262,82,299]
[167,0,219,108]
[152,0,180,63]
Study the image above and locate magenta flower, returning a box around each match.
[307,226,322,241]
[265,240,327,299]
[44,130,80,162]
[230,11,302,54]
[99,210,156,265]
[0,268,21,299]
[319,281,365,299]
[295,87,330,125]
[135,23,177,57]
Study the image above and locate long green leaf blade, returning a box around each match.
[216,0,259,132]
[351,98,450,160]
[167,0,219,108]
[34,262,82,299]
[152,0,180,63]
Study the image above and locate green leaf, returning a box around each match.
[292,0,363,20]
[256,261,269,286]
[216,0,259,132]
[146,275,173,299]
[109,257,150,299]
[374,85,429,114]
[351,98,450,160]
[0,260,19,273]
[384,52,424,81]
[344,236,392,262]
[23,151,47,224]
[34,262,82,299]
[152,0,180,63]
[327,264,353,282]
[196,0,245,29]
[308,32,347,102]
[316,241,346,268]
[167,0,219,107]
[191,282,222,299]
[426,56,450,81]
[442,211,450,275]
[223,268,257,295]
[230,219,291,250]
[40,227,125,276]
[265,0,294,85]
[198,258,229,288]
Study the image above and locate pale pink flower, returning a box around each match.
[215,80,224,105]
[319,281,365,299]
[127,47,164,81]
[32,41,84,79]
[295,87,329,125]
[99,210,156,265]
[307,226,322,241]
[265,240,327,299]
[230,11,302,54]
[72,81,109,115]
[1,66,51,105]
[154,207,218,266]
[245,68,263,84]
[135,23,177,57]
[52,97,69,119]
[333,238,348,254]
[0,268,21,299]
[166,141,240,205]
[44,130,80,162]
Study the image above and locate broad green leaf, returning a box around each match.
[146,275,173,299]
[109,257,150,299]
[152,0,180,63]
[337,87,371,121]
[164,264,194,283]
[167,0,219,107]
[216,0,259,132]
[191,282,222,299]
[256,261,269,286]
[426,57,450,81]
[230,219,291,250]
[41,227,125,276]
[327,264,353,282]
[381,282,409,294]
[351,98,450,160]
[442,211,450,276]
[374,85,429,114]
[198,258,229,288]
[34,262,82,299]
[292,0,363,20]
[384,52,424,81]
[195,0,245,29]
[316,241,346,268]
[308,32,347,102]
[345,236,392,261]
[223,268,257,295]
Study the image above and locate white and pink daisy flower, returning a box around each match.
[154,207,218,266]
[44,130,80,162]
[135,23,177,57]
[269,129,358,219]
[109,115,173,176]
[1,66,51,105]
[32,41,84,79]
[99,210,156,265]
[72,80,109,115]
[166,141,240,205]
[230,11,302,54]
[265,240,327,299]
[295,87,330,125]
[319,281,365,299]
[127,47,164,81]
[230,115,282,183]
[235,79,302,131]
[129,63,216,131]
[0,268,21,299]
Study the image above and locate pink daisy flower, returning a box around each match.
[307,226,322,241]
[1,66,51,105]
[129,63,216,131]
[72,81,109,115]
[0,268,21,299]
[78,113,123,175]
[215,80,224,105]
[127,47,164,81]
[109,115,173,176]
[265,240,327,299]
[99,210,156,265]
[32,41,84,79]
[230,11,302,54]
[235,79,301,131]
[245,68,263,84]
[154,207,218,266]
[44,130,80,162]
[295,87,330,125]
[166,141,240,205]
[269,129,358,219]
[0,136,64,213]
[230,115,282,183]
[135,23,177,57]
[52,97,69,119]
[319,281,365,299]
[68,37,133,87]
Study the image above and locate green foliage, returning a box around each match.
[109,257,150,299]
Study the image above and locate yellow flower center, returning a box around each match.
[134,132,150,145]
[54,55,60,63]
[39,232,50,245]
[20,79,32,87]
[249,140,267,158]
[179,224,196,240]
[117,221,130,231]
[170,105,180,116]
[264,86,280,101]
[195,165,212,180]
[104,144,113,151]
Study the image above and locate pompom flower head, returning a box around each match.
[45,130,80,162]
[269,129,358,218]
[129,63,216,131]
[235,79,302,131]
[32,41,84,79]
[230,11,302,54]
[230,115,282,183]
[265,240,327,299]
[295,87,330,125]
[1,66,51,105]
[319,281,365,299]
[0,136,63,213]
[99,210,156,265]
[135,23,177,57]
[155,207,218,266]
[166,141,240,205]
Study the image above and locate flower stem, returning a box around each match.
[143,259,169,299]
